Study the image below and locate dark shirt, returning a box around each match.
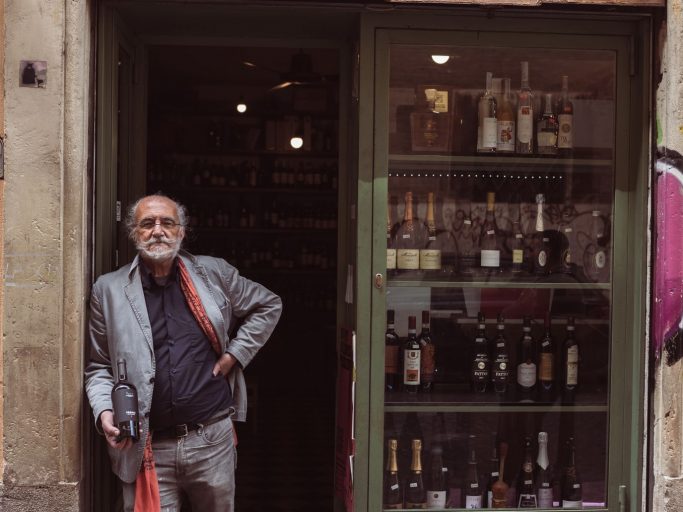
[141,261,232,429]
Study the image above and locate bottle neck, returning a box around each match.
[536,203,545,232]
[537,440,549,470]
[388,443,399,472]
[404,193,414,222]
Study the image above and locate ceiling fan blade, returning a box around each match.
[268,81,294,92]
[242,60,283,76]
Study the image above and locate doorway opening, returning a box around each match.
[145,45,339,510]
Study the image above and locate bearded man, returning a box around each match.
[85,194,282,511]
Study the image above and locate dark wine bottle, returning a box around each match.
[536,432,554,508]
[385,309,401,392]
[492,442,510,508]
[486,433,500,508]
[419,310,436,393]
[480,192,502,274]
[403,315,421,394]
[562,317,579,404]
[517,436,538,507]
[472,312,491,393]
[533,194,551,276]
[561,437,583,508]
[492,314,510,395]
[538,315,555,402]
[406,438,427,508]
[426,444,448,508]
[517,316,537,401]
[111,358,140,442]
[383,438,403,509]
[463,435,483,509]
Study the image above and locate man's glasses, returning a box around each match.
[137,217,183,230]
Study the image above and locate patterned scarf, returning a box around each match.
[134,258,223,512]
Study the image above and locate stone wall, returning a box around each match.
[0,0,92,510]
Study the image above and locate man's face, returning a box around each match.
[133,196,185,264]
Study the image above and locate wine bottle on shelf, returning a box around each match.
[403,315,421,394]
[497,77,516,154]
[517,316,537,401]
[437,200,459,276]
[557,75,574,157]
[557,210,574,275]
[536,432,554,508]
[385,309,401,392]
[562,316,579,404]
[561,437,583,508]
[463,435,483,509]
[533,194,551,276]
[396,192,424,273]
[537,93,559,155]
[480,192,502,274]
[419,310,436,393]
[517,436,539,507]
[471,312,491,393]
[477,71,498,154]
[420,192,442,273]
[511,216,527,276]
[584,210,609,282]
[492,314,510,395]
[486,434,500,508]
[406,438,427,509]
[427,444,448,509]
[539,314,555,402]
[456,200,478,276]
[516,61,535,155]
[111,358,140,442]
[384,438,403,509]
[492,442,510,508]
[387,200,398,275]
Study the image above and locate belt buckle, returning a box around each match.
[175,424,189,437]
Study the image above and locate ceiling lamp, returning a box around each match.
[431,55,450,65]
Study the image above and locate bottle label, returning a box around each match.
[518,493,538,508]
[493,357,509,383]
[385,345,399,375]
[387,248,397,270]
[497,120,515,152]
[420,249,442,270]
[427,491,447,508]
[537,130,557,149]
[420,343,436,383]
[538,487,553,508]
[517,362,537,388]
[539,353,554,381]
[566,345,579,386]
[562,499,583,508]
[465,495,483,509]
[403,349,421,384]
[558,113,573,149]
[487,490,493,508]
[482,117,498,149]
[472,355,490,382]
[481,249,500,268]
[513,249,524,264]
[537,250,547,268]
[595,250,606,269]
[517,107,533,143]
[397,249,420,269]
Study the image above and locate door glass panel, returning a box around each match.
[383,43,615,510]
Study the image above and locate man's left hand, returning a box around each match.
[213,352,237,377]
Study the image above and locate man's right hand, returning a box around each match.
[100,410,133,450]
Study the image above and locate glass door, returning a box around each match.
[373,28,632,512]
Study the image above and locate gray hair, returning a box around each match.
[125,194,188,241]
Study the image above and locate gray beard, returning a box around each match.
[136,236,181,262]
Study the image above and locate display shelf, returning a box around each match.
[387,278,610,290]
[388,153,613,168]
[160,149,339,159]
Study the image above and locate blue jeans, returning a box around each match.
[122,415,237,512]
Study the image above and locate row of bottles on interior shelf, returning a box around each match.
[387,191,609,282]
[187,201,337,231]
[147,158,338,190]
[384,431,583,509]
[385,310,581,404]
[476,63,573,156]
[218,242,336,272]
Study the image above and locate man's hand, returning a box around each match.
[100,410,133,450]
[213,352,237,377]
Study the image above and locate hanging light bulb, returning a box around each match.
[431,55,450,65]
[290,118,304,149]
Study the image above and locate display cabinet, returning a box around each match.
[361,17,648,512]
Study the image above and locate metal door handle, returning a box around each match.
[374,273,384,289]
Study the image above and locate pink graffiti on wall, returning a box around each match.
[654,149,683,361]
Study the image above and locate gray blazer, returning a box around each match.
[84,251,282,483]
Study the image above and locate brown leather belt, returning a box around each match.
[152,411,232,440]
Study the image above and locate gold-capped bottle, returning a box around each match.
[406,439,427,508]
[383,438,403,509]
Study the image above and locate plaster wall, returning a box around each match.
[0,0,91,510]
[652,0,683,510]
